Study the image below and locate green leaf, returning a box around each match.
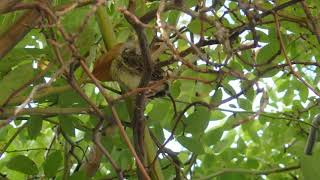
[148,100,172,127]
[170,80,181,98]
[301,151,320,180]
[256,43,280,65]
[58,90,87,107]
[179,69,198,100]
[0,63,35,106]
[287,140,305,156]
[277,79,290,92]
[237,137,247,152]
[229,59,243,72]
[116,27,132,43]
[27,116,43,139]
[7,155,38,175]
[185,0,197,8]
[260,66,279,78]
[184,107,210,135]
[119,149,133,169]
[204,127,224,146]
[150,124,165,143]
[241,81,255,101]
[248,30,270,43]
[292,79,309,102]
[244,87,255,101]
[15,30,47,49]
[167,10,180,25]
[69,171,86,180]
[187,19,201,34]
[114,101,130,121]
[222,82,236,96]
[211,110,226,120]
[214,130,236,153]
[0,49,31,78]
[241,121,262,143]
[62,7,98,54]
[283,88,294,106]
[213,0,226,10]
[104,101,130,122]
[0,125,10,141]
[59,115,76,137]
[210,88,222,106]
[177,136,205,154]
[43,151,63,178]
[188,19,214,36]
[218,173,246,180]
[0,1,317,178]
[238,50,254,70]
[237,98,252,111]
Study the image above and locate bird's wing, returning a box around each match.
[121,49,165,81]
[92,43,124,81]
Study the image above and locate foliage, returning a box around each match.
[0,0,320,179]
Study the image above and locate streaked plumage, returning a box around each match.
[92,42,167,96]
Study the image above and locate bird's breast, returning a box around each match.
[110,57,141,89]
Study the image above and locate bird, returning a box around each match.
[92,42,168,97]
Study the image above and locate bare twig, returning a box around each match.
[0,123,27,158]
[195,165,300,180]
[274,13,320,97]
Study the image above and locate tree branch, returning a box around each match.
[195,165,300,180]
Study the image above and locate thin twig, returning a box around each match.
[274,13,320,97]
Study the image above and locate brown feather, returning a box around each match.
[92,43,124,81]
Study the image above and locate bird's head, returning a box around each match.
[121,41,141,55]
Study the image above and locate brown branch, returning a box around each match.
[33,0,149,175]
[0,59,72,128]
[122,4,156,180]
[118,8,152,28]
[300,0,320,43]
[0,0,21,13]
[140,1,175,24]
[0,123,27,158]
[92,121,124,179]
[196,165,300,180]
[8,85,71,105]
[149,131,185,179]
[79,60,151,180]
[0,0,95,59]
[1,0,94,14]
[0,107,94,119]
[81,145,103,177]
[1,62,53,107]
[304,114,320,155]
[274,13,320,97]
[66,75,125,178]
[111,80,167,103]
[170,75,215,84]
[161,101,211,150]
[7,3,125,173]
[59,128,85,172]
[254,0,303,19]
[0,9,41,59]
